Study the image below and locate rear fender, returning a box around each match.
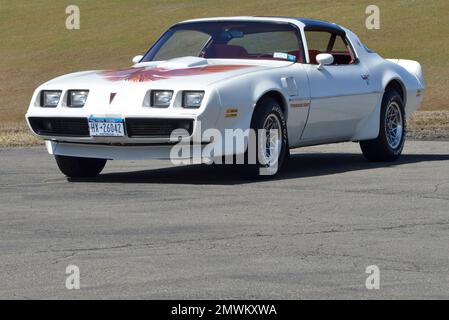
[386,59,425,87]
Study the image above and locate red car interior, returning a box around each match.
[204,44,355,65]
[308,50,354,65]
[206,44,249,59]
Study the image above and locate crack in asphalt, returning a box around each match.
[38,243,133,255]
[247,183,449,201]
[321,187,449,201]
[36,220,449,259]
[51,251,78,265]
[433,182,449,193]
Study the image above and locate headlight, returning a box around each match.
[144,90,173,108]
[183,91,205,108]
[68,90,89,107]
[41,90,62,108]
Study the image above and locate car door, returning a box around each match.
[300,30,379,142]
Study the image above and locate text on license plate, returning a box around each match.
[88,117,125,137]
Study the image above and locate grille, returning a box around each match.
[28,117,194,139]
[28,117,89,137]
[125,118,194,138]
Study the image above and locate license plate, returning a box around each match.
[88,117,125,137]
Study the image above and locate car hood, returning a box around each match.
[43,57,293,89]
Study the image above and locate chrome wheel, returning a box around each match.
[262,113,282,166]
[385,101,403,149]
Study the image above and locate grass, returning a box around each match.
[1,0,448,145]
[0,122,42,147]
[408,111,449,140]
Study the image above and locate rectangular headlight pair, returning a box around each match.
[183,91,205,108]
[40,90,89,108]
[150,90,174,108]
[40,91,62,108]
[67,90,89,108]
[144,90,204,108]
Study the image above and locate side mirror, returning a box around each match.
[316,53,334,70]
[132,55,144,64]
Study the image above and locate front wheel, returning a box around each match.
[360,90,406,162]
[242,97,288,178]
[55,155,107,178]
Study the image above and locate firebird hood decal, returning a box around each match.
[99,65,254,82]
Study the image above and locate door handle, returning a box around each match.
[361,74,370,80]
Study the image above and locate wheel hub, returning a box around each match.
[385,101,403,149]
[262,114,282,166]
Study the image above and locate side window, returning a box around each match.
[305,30,356,65]
[304,31,332,52]
[332,36,349,52]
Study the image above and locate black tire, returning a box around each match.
[360,89,406,162]
[55,155,107,178]
[242,97,288,178]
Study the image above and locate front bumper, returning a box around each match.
[45,140,191,160]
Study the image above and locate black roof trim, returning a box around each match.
[297,18,345,35]
[256,17,346,35]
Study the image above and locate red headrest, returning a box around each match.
[210,44,249,59]
[308,50,321,64]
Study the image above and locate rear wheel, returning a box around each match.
[55,155,107,178]
[360,90,406,162]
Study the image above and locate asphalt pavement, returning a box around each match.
[1,141,449,299]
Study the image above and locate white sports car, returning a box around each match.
[26,16,424,178]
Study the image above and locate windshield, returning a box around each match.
[142,21,304,63]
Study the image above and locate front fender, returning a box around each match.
[210,75,289,156]
[214,77,288,133]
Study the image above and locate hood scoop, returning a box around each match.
[157,56,209,69]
